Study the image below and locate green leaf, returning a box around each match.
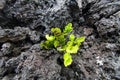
[51,27,61,36]
[56,35,66,45]
[45,34,55,41]
[71,45,79,54]
[69,34,75,41]
[63,53,73,67]
[75,36,85,45]
[63,23,73,33]
[40,41,50,49]
[57,45,67,52]
[40,22,85,67]
[40,42,44,48]
[57,47,64,52]
[66,45,79,54]
[54,40,59,48]
[67,41,73,46]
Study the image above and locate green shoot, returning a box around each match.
[40,23,85,67]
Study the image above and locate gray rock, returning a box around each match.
[76,0,82,8]
[2,74,14,80]
[28,31,40,43]
[0,27,41,42]
[3,0,82,30]
[0,67,7,77]
[95,18,118,36]
[29,44,41,52]
[84,0,120,24]
[2,76,9,80]
[0,57,8,77]
[115,71,120,80]
[0,0,8,26]
[0,0,6,10]
[0,27,30,42]
[0,43,13,56]
[0,0,120,80]
[11,50,61,80]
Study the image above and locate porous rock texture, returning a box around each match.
[0,0,120,80]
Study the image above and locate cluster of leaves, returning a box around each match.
[40,23,85,67]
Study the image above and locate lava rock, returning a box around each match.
[84,0,120,24]
[0,27,41,42]
[0,57,8,77]
[0,44,61,80]
[0,43,13,56]
[0,27,30,42]
[0,0,120,80]
[28,31,40,43]
[0,0,6,10]
[3,0,83,30]
[14,51,61,80]
[95,18,118,36]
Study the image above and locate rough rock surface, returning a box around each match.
[0,27,40,42]
[3,0,82,31]
[0,0,120,80]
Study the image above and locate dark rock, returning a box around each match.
[84,0,120,27]
[29,44,41,52]
[2,74,14,80]
[14,50,61,80]
[95,18,118,36]
[1,43,61,80]
[0,0,8,26]
[0,27,30,42]
[5,57,20,70]
[0,0,120,80]
[0,13,8,26]
[3,0,83,30]
[115,71,120,80]
[0,57,8,77]
[61,67,75,80]
[0,67,7,77]
[0,27,41,42]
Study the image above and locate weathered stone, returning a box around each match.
[0,0,120,80]
[0,0,5,10]
[28,31,40,43]
[3,0,83,30]
[83,28,93,36]
[16,52,61,80]
[84,0,120,25]
[0,27,29,42]
[95,18,118,36]
[0,43,13,56]
[0,27,41,42]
